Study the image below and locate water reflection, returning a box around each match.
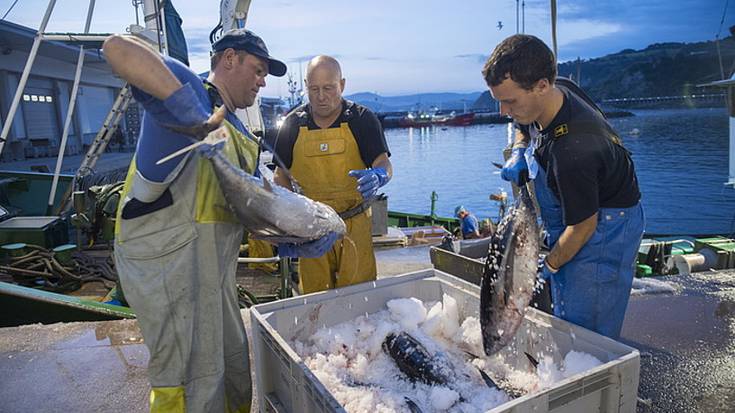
[382,108,735,235]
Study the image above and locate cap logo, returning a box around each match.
[554,124,569,138]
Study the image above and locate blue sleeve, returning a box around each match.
[133,56,212,183]
[130,56,210,126]
[462,215,479,234]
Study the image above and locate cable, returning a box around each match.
[716,0,730,39]
[1,0,20,21]
[714,0,731,78]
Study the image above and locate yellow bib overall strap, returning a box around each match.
[194,81,260,224]
[114,154,139,236]
[194,119,259,223]
[290,122,376,293]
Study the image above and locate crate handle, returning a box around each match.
[548,372,612,410]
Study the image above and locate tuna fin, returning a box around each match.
[404,397,423,413]
[477,367,500,390]
[524,352,539,369]
[261,176,274,192]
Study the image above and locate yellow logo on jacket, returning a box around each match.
[554,124,569,138]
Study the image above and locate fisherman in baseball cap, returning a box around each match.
[212,28,287,77]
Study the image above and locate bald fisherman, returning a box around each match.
[273,55,393,294]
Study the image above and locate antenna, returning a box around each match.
[522,0,525,33]
[550,0,558,57]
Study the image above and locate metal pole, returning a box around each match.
[522,0,525,33]
[47,0,96,214]
[729,98,735,186]
[550,0,558,58]
[142,0,163,53]
[158,0,169,56]
[0,0,58,158]
[279,257,291,299]
[515,0,519,34]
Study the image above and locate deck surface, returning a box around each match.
[0,252,733,412]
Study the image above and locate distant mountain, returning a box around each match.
[558,36,735,101]
[346,37,735,112]
[345,91,482,112]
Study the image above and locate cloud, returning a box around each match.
[365,56,391,61]
[454,53,489,64]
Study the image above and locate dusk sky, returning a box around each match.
[4,0,731,97]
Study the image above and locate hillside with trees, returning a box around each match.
[472,36,735,109]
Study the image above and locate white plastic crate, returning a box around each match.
[250,269,640,413]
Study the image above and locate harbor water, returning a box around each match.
[382,107,735,236]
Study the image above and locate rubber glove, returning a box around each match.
[348,167,390,200]
[160,83,219,140]
[501,147,529,186]
[277,232,339,258]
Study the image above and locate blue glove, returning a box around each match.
[348,167,390,200]
[160,83,215,140]
[278,232,339,258]
[163,83,210,126]
[501,147,529,186]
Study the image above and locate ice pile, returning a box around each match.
[292,295,603,413]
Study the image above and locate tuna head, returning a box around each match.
[480,186,539,356]
[382,332,450,385]
[208,150,346,244]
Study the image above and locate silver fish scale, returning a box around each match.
[480,186,539,356]
[208,151,346,244]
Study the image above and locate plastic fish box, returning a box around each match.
[0,216,68,248]
[250,269,640,413]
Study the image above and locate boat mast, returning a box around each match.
[522,0,525,33]
[47,0,98,212]
[550,0,558,58]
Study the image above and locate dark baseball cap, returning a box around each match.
[212,29,287,77]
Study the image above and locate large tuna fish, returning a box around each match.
[382,332,452,385]
[208,149,346,243]
[160,123,346,244]
[480,185,540,355]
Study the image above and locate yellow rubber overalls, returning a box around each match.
[291,122,377,294]
[114,91,259,413]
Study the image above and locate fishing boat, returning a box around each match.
[398,110,476,127]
